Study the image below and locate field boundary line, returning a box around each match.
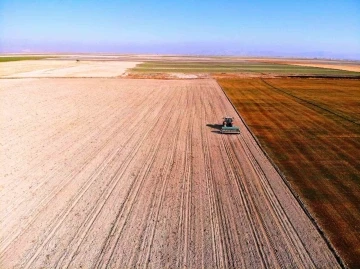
[215,79,347,269]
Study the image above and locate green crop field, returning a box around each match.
[131,61,360,76]
[0,56,47,62]
[218,77,360,268]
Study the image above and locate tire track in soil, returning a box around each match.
[204,86,270,268]
[0,87,155,230]
[214,84,287,267]
[201,109,227,268]
[225,136,300,267]
[199,96,223,268]
[112,86,190,269]
[93,89,187,269]
[1,86,156,209]
[132,113,179,267]
[57,96,179,269]
[175,88,194,268]
[142,93,186,269]
[1,78,341,268]
[1,105,149,250]
[20,88,177,268]
[202,83,285,268]
[0,88,165,260]
[106,91,180,267]
[236,136,317,266]
[1,81,165,266]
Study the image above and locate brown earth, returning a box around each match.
[0,78,339,268]
[218,77,360,268]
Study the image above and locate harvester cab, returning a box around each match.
[221,117,240,134]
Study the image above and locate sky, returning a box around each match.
[1,0,359,59]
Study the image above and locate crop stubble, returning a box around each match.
[0,78,339,268]
[218,77,360,268]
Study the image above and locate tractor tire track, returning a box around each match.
[0,78,340,268]
[56,97,178,269]
[0,88,165,259]
[21,89,176,268]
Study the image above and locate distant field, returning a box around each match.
[0,60,139,77]
[247,58,360,72]
[218,77,360,268]
[131,61,360,76]
[0,56,47,62]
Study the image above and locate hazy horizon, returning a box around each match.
[1,0,359,60]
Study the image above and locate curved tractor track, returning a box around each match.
[0,78,339,268]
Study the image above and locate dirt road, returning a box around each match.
[0,78,339,268]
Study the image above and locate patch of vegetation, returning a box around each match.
[218,77,360,268]
[0,56,47,62]
[131,61,360,76]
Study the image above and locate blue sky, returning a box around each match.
[1,0,359,58]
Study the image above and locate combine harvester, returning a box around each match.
[221,117,240,134]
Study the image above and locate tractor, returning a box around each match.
[221,117,240,134]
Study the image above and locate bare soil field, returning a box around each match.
[0,78,339,268]
[0,60,139,78]
[218,77,360,268]
[290,63,360,73]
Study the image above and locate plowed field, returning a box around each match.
[1,78,339,268]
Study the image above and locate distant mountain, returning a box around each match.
[1,40,359,61]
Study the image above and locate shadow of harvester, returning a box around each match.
[206,124,223,134]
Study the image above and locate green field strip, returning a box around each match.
[131,61,360,76]
[0,56,48,62]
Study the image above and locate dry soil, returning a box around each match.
[0,60,140,78]
[0,78,339,268]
